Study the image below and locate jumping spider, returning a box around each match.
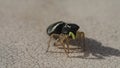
[46,21,85,57]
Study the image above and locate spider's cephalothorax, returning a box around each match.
[46,21,85,57]
[62,23,79,39]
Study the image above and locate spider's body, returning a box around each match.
[46,21,85,57]
[47,21,79,39]
[47,21,66,36]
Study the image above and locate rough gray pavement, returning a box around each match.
[0,0,120,68]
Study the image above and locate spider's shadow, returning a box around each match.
[71,37,120,59]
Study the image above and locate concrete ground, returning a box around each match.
[0,0,120,68]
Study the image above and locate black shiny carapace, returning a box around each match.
[47,21,79,36]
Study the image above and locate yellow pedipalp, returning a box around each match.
[69,32,76,39]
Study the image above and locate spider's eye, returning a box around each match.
[62,25,70,34]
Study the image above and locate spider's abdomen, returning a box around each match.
[47,21,66,35]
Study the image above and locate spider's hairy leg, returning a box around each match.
[46,34,59,52]
[60,39,69,57]
[59,34,69,57]
[66,42,70,54]
[79,32,86,51]
[65,36,70,53]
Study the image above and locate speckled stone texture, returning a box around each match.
[0,0,120,68]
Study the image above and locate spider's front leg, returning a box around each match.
[64,36,70,54]
[60,39,69,57]
[58,34,70,57]
[46,34,59,52]
[79,32,86,51]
